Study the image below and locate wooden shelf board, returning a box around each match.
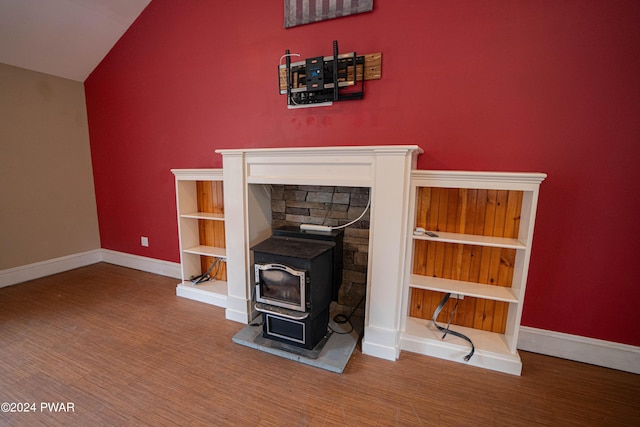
[409,274,518,303]
[401,316,522,375]
[176,280,227,308]
[180,212,225,221]
[413,231,525,250]
[183,245,227,260]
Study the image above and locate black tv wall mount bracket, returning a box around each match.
[278,40,382,109]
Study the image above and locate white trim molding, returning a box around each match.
[100,249,181,279]
[518,326,640,375]
[0,249,181,288]
[0,249,102,288]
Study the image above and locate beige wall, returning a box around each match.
[0,63,100,270]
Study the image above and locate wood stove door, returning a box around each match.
[255,263,307,312]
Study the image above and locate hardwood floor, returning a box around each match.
[1,263,638,426]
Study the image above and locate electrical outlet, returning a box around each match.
[141,236,149,247]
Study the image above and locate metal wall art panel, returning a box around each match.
[284,0,373,28]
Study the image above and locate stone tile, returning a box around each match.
[347,206,368,219]
[350,193,370,207]
[283,189,307,201]
[285,207,310,216]
[270,185,284,200]
[271,200,286,213]
[328,204,348,212]
[343,251,354,264]
[272,219,288,229]
[344,236,369,246]
[285,214,326,225]
[331,192,350,204]
[354,252,369,266]
[344,262,367,273]
[344,228,370,238]
[343,269,366,283]
[325,210,348,220]
[287,200,327,209]
[298,185,334,192]
[306,191,333,203]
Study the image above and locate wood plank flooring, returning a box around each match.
[1,263,638,426]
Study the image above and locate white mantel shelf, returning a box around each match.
[216,145,424,156]
[216,145,423,187]
[216,145,423,156]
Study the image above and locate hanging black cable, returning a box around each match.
[330,294,365,335]
[432,293,475,362]
[190,258,221,285]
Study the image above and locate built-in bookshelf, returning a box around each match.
[401,171,546,375]
[172,169,227,307]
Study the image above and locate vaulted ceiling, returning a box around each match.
[0,0,151,82]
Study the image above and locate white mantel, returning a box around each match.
[216,145,423,361]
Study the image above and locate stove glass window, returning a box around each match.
[257,265,304,307]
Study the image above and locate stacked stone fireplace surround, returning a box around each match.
[270,185,370,313]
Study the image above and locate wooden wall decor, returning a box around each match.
[284,0,373,28]
[196,181,227,281]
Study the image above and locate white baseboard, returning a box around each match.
[362,325,401,361]
[0,249,102,288]
[0,249,181,288]
[100,249,181,279]
[518,326,640,375]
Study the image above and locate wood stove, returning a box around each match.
[252,233,336,350]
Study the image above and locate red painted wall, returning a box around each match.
[85,1,640,346]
